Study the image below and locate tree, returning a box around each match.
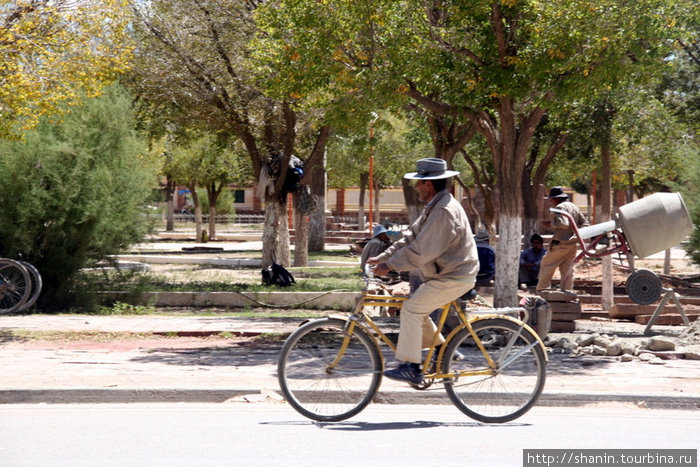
[166,132,251,241]
[0,84,156,310]
[0,0,132,137]
[130,0,329,267]
[256,0,690,306]
[681,154,700,266]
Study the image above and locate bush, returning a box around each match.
[0,84,156,310]
[683,155,700,266]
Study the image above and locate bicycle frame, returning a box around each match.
[331,289,547,382]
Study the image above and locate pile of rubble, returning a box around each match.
[546,319,700,364]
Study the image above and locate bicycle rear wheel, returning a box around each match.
[0,259,31,314]
[278,317,382,422]
[443,318,546,423]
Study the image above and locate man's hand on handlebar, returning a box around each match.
[366,256,391,277]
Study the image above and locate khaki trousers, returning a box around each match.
[536,242,577,292]
[396,277,474,363]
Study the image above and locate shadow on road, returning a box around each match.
[261,420,530,430]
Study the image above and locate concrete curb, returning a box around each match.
[1,389,698,410]
[113,255,356,268]
[101,291,361,309]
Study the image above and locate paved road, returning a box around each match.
[0,403,697,466]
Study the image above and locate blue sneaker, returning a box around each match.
[384,363,423,384]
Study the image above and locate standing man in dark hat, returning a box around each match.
[536,187,589,294]
[368,158,479,384]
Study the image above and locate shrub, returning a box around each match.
[0,84,156,310]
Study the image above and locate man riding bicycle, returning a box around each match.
[368,158,479,384]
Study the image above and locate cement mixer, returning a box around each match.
[549,192,694,305]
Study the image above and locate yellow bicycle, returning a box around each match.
[278,276,548,423]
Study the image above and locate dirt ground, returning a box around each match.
[573,256,699,284]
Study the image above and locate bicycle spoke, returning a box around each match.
[443,318,546,423]
[278,318,382,422]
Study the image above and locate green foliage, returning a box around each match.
[167,131,252,188]
[197,187,235,215]
[0,84,156,310]
[680,153,700,266]
[327,111,431,188]
[97,302,156,316]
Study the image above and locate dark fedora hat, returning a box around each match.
[547,186,569,199]
[404,158,460,180]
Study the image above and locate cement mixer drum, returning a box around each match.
[626,269,663,305]
[616,192,693,258]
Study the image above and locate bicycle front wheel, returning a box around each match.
[278,317,383,422]
[0,259,31,314]
[443,318,546,423]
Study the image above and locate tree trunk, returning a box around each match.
[308,158,326,251]
[455,179,481,232]
[165,177,176,231]
[523,132,568,243]
[601,140,613,311]
[262,195,290,268]
[402,178,422,223]
[522,182,545,249]
[208,205,217,241]
[189,184,203,242]
[476,98,545,307]
[494,196,522,308]
[627,169,635,203]
[207,185,221,241]
[293,195,308,267]
[459,149,497,232]
[357,172,368,230]
[374,182,381,226]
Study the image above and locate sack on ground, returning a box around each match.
[262,262,295,287]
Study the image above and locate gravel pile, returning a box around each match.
[546,320,700,364]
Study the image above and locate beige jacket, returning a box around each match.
[376,190,479,283]
[551,200,589,243]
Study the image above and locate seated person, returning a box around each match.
[474,228,495,286]
[360,224,392,272]
[519,233,545,288]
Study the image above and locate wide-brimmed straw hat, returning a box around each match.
[404,158,460,180]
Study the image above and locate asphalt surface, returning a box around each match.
[1,313,699,410]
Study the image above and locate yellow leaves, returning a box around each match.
[332,48,345,61]
[289,91,304,99]
[395,84,409,94]
[0,0,133,136]
[500,0,517,7]
[547,49,566,59]
[504,55,524,67]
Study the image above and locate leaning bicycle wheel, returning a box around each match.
[19,261,42,311]
[0,259,31,314]
[443,317,546,423]
[278,317,383,422]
